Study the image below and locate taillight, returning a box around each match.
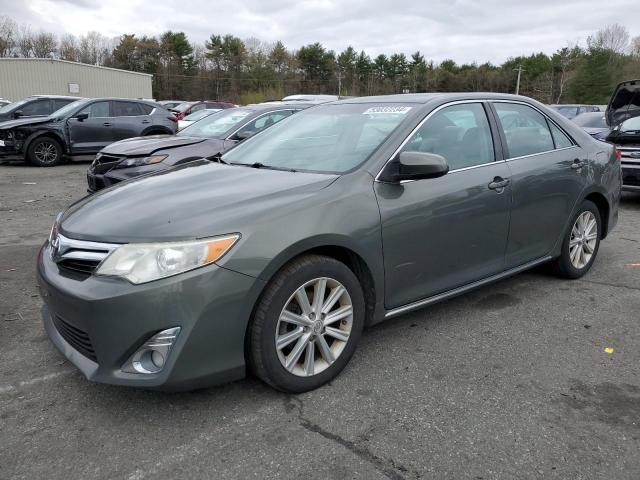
[168,115,178,123]
[614,148,622,161]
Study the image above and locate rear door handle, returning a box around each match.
[488,177,510,191]
[571,159,586,170]
[103,122,112,127]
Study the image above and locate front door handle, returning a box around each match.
[141,119,151,124]
[103,122,112,127]
[488,176,510,191]
[571,159,586,170]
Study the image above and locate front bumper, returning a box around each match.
[87,163,169,192]
[37,242,265,390]
[621,162,640,192]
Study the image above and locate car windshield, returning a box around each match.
[0,98,28,113]
[621,116,640,132]
[573,113,607,128]
[222,103,414,173]
[183,109,220,122]
[172,102,197,113]
[50,99,88,119]
[178,108,253,138]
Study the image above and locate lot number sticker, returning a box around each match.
[363,106,412,115]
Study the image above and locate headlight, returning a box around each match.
[96,234,239,284]
[114,154,168,169]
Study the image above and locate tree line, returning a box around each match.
[1,16,639,104]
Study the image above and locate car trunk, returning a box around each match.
[606,79,640,127]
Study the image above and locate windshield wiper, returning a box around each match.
[232,161,297,172]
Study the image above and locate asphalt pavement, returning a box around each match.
[1,162,639,480]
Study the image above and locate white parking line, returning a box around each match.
[0,369,75,395]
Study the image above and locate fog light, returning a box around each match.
[122,327,180,374]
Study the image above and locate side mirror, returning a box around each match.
[380,151,449,183]
[74,112,89,121]
[13,110,23,118]
[233,130,252,141]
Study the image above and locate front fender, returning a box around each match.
[23,129,67,157]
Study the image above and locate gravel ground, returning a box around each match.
[1,162,639,480]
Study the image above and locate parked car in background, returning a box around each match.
[0,99,11,107]
[87,103,311,191]
[0,98,177,166]
[572,112,609,141]
[158,100,184,110]
[177,108,221,131]
[549,104,601,119]
[281,94,340,103]
[170,101,235,120]
[605,79,640,192]
[0,95,78,123]
[42,93,620,393]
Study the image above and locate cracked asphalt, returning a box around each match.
[1,162,640,480]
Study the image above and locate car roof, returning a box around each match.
[244,102,315,111]
[30,95,81,100]
[333,93,542,104]
[574,111,605,118]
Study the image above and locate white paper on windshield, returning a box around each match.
[363,106,412,115]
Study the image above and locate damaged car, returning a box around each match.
[86,103,310,192]
[0,98,177,167]
[605,79,640,192]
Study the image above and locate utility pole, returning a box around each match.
[337,70,342,97]
[514,65,524,95]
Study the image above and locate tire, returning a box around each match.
[551,200,601,279]
[27,137,63,167]
[248,254,365,393]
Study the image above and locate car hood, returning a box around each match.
[606,79,640,126]
[101,135,208,156]
[0,116,53,129]
[60,161,338,243]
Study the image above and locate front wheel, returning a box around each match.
[248,255,365,393]
[551,200,601,279]
[27,137,63,167]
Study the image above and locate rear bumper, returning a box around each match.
[37,242,266,390]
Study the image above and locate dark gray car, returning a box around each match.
[0,95,78,123]
[0,98,177,166]
[37,93,621,393]
[86,103,310,191]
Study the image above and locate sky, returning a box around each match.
[2,0,639,64]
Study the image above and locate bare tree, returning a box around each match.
[553,44,581,103]
[31,31,57,58]
[0,15,17,57]
[631,36,640,58]
[78,31,111,65]
[16,25,34,57]
[59,34,79,61]
[588,23,630,54]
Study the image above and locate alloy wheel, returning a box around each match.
[569,211,598,269]
[275,277,353,377]
[34,141,58,164]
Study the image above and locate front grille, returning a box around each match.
[51,233,118,280]
[623,174,640,186]
[52,315,97,362]
[58,258,101,276]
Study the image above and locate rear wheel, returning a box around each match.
[551,200,601,279]
[27,137,63,167]
[248,255,365,393]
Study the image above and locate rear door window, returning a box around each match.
[112,101,144,117]
[548,122,573,149]
[52,99,74,112]
[138,103,154,115]
[21,99,50,116]
[493,103,554,158]
[401,103,495,170]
